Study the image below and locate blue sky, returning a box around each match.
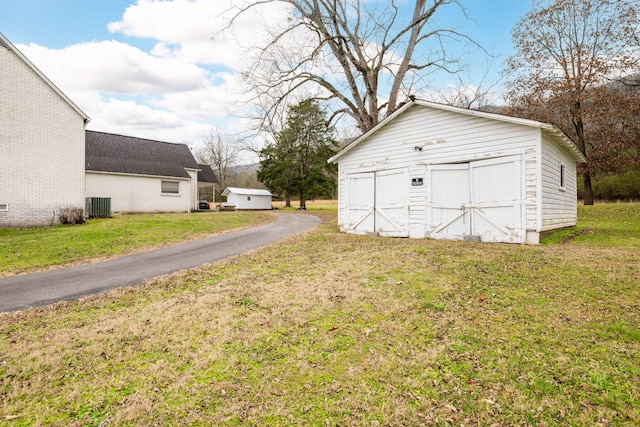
[0,0,532,156]
[1,1,134,47]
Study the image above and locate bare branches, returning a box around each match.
[233,0,476,135]
[505,0,640,204]
[194,130,241,191]
[425,67,503,110]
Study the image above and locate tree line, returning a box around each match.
[201,0,639,205]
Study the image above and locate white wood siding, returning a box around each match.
[338,106,540,170]
[337,105,541,235]
[337,169,346,230]
[1,44,86,227]
[540,134,579,230]
[408,163,427,237]
[524,148,539,230]
[86,172,192,213]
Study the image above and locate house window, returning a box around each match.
[161,181,180,194]
[559,163,566,190]
[247,196,251,201]
[0,203,8,212]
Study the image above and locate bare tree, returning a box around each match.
[423,68,503,110]
[505,0,640,205]
[231,0,477,135]
[194,129,240,192]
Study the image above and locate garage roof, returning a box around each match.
[328,99,586,164]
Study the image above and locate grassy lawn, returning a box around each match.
[0,211,273,276]
[1,203,639,426]
[542,203,640,248]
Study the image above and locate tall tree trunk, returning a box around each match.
[299,187,306,210]
[572,101,594,205]
[285,191,291,208]
[582,172,594,206]
[299,156,307,209]
[387,0,428,115]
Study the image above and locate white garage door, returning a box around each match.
[345,168,409,237]
[427,156,524,243]
[346,172,375,234]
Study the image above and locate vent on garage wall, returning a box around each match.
[0,203,8,211]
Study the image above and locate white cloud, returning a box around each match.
[18,40,223,144]
[21,40,208,94]
[11,0,293,153]
[108,0,291,70]
[108,0,222,44]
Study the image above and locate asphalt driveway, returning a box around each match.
[0,212,321,312]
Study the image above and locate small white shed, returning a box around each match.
[328,100,586,244]
[221,187,273,210]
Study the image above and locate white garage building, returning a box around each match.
[328,100,586,244]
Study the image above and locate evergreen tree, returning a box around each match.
[258,100,338,209]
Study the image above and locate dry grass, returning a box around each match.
[1,207,639,426]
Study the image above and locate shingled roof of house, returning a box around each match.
[85,131,199,179]
[197,164,220,184]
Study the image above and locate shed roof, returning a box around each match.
[85,130,199,179]
[0,32,89,123]
[222,187,273,197]
[197,164,220,184]
[328,99,586,164]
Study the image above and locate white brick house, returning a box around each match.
[0,32,90,227]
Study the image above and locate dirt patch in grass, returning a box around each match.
[1,207,639,425]
[560,227,594,243]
